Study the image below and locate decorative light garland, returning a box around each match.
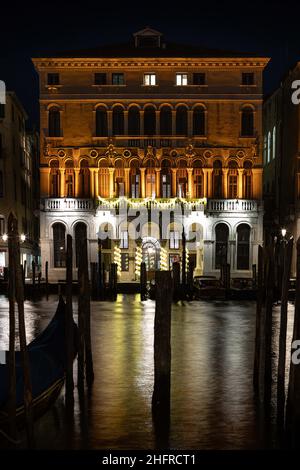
[160,246,168,271]
[114,245,121,277]
[97,195,207,210]
[135,245,143,279]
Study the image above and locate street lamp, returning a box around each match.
[20,234,26,242]
[281,228,287,238]
[2,234,8,242]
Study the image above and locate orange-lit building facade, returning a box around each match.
[32,28,269,282]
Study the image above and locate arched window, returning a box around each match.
[161,159,171,197]
[215,223,229,269]
[272,126,276,160]
[0,171,3,197]
[112,106,124,135]
[75,222,87,267]
[98,159,109,197]
[50,160,60,197]
[237,224,250,270]
[177,160,187,197]
[193,106,205,136]
[241,106,254,137]
[53,223,66,267]
[243,161,252,199]
[79,159,90,197]
[115,159,125,197]
[128,106,140,135]
[65,160,74,197]
[160,106,172,135]
[228,161,238,199]
[144,106,156,135]
[96,107,107,136]
[213,160,223,198]
[130,160,140,198]
[263,135,267,165]
[145,159,156,197]
[99,222,113,250]
[193,160,203,198]
[176,106,188,135]
[48,107,61,137]
[267,131,271,162]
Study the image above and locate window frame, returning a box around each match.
[176,73,188,86]
[143,73,157,86]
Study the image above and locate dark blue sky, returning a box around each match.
[0,0,299,127]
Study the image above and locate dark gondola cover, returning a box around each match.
[0,297,78,413]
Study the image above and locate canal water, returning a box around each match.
[0,294,295,449]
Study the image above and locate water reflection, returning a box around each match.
[0,295,295,449]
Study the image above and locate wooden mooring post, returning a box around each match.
[45,261,49,299]
[286,237,300,445]
[152,271,172,446]
[263,245,275,406]
[32,260,36,292]
[8,213,34,447]
[65,235,74,409]
[277,238,293,425]
[172,262,180,302]
[253,245,264,393]
[78,232,94,389]
[140,261,147,301]
[7,214,17,443]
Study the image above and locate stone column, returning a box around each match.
[124,168,130,197]
[140,168,146,198]
[187,168,193,199]
[60,169,65,197]
[223,169,228,199]
[207,169,213,198]
[74,169,80,197]
[107,110,113,137]
[203,168,207,198]
[155,168,161,198]
[194,243,204,276]
[109,168,115,198]
[140,111,144,136]
[187,110,193,137]
[90,168,95,198]
[155,110,160,136]
[95,169,99,197]
[171,168,177,197]
[124,110,128,136]
[238,169,243,199]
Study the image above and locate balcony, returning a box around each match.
[43,198,95,211]
[206,199,259,213]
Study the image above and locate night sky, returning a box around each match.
[1,0,299,127]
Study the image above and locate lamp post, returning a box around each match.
[181,201,186,298]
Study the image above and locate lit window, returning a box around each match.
[169,231,180,249]
[120,230,129,249]
[144,74,156,86]
[176,74,188,86]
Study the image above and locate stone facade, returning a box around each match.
[32,28,269,283]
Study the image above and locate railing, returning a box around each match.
[206,199,258,212]
[43,198,94,211]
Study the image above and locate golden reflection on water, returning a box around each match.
[0,295,295,449]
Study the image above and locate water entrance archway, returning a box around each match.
[142,237,161,271]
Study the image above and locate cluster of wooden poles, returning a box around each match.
[253,238,300,446]
[5,214,95,448]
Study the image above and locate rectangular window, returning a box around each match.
[94,73,107,85]
[47,73,60,85]
[193,73,206,85]
[144,74,156,86]
[176,73,188,86]
[0,217,5,236]
[112,73,125,85]
[169,231,180,249]
[120,230,129,249]
[121,253,129,271]
[242,73,254,85]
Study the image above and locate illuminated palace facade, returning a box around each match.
[32,28,269,283]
